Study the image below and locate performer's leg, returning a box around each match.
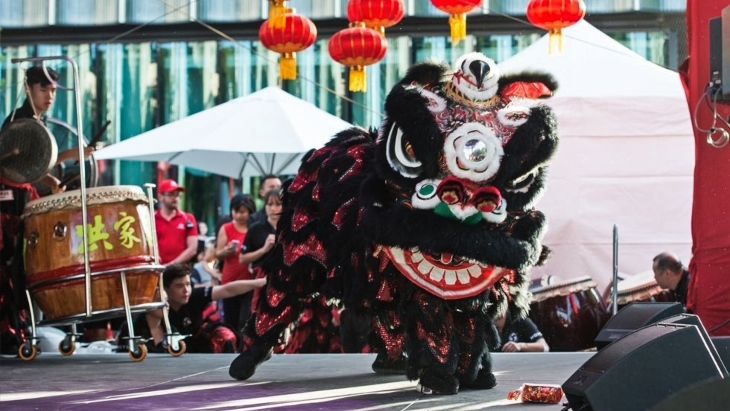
[453,312,497,390]
[404,289,460,395]
[229,271,294,380]
[371,309,407,374]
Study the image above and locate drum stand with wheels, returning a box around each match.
[12,56,185,362]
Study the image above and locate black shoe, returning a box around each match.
[229,344,273,381]
[371,352,407,375]
[417,368,459,395]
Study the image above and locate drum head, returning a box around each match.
[0,118,58,183]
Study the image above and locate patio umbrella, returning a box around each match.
[94,87,354,178]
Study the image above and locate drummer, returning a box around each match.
[0,65,95,353]
[652,252,691,307]
[1,65,95,194]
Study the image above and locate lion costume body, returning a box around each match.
[229,52,559,395]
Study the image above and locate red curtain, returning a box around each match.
[682,0,730,336]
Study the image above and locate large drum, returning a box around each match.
[529,276,609,352]
[604,270,674,314]
[23,186,161,321]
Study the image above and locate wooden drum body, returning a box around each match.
[23,186,160,321]
[529,276,609,352]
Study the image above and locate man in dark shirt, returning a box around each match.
[247,175,281,227]
[2,65,95,192]
[495,308,550,352]
[652,252,691,307]
[121,264,265,353]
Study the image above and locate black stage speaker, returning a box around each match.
[648,377,730,411]
[658,314,728,376]
[711,336,730,372]
[563,323,726,411]
[594,302,684,349]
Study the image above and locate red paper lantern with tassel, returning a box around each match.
[259,12,317,80]
[347,0,405,36]
[430,0,482,45]
[328,23,387,92]
[526,0,586,54]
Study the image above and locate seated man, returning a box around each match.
[495,308,550,353]
[652,252,690,307]
[118,264,265,353]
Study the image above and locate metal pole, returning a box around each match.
[612,224,619,316]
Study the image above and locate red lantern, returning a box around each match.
[328,23,388,92]
[347,0,405,36]
[259,13,317,80]
[527,0,586,54]
[430,0,482,44]
[267,0,289,29]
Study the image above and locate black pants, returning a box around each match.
[222,293,252,332]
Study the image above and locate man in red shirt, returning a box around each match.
[154,179,198,265]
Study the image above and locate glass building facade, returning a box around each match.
[0,0,687,226]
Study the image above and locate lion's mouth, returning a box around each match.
[382,246,512,300]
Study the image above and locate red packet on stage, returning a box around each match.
[507,383,564,404]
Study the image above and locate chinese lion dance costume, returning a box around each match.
[230,52,559,395]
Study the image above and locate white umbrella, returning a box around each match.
[95,86,354,178]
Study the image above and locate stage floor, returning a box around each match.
[0,351,592,410]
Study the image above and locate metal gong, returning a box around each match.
[0,118,58,184]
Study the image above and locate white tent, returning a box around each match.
[498,20,694,293]
[95,87,353,178]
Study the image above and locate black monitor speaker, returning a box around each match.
[711,336,730,373]
[563,323,726,411]
[658,314,728,376]
[648,377,730,411]
[594,302,684,349]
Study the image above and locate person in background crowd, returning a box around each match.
[118,264,265,353]
[495,308,549,352]
[198,221,209,237]
[155,179,198,266]
[239,189,282,271]
[247,175,281,228]
[192,238,221,288]
[652,252,691,307]
[216,194,256,331]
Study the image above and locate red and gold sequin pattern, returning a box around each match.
[288,166,319,193]
[375,312,405,359]
[376,276,395,302]
[208,325,238,353]
[415,292,452,364]
[291,208,315,232]
[339,145,368,182]
[507,384,564,404]
[284,233,327,267]
[332,198,356,230]
[256,306,294,337]
[456,316,476,374]
[266,280,285,307]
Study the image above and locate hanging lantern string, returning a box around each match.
[13,0,677,121]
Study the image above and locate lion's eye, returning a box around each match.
[385,123,423,178]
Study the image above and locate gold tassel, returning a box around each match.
[548,28,564,55]
[448,14,467,45]
[349,66,366,92]
[269,1,287,29]
[280,53,297,80]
